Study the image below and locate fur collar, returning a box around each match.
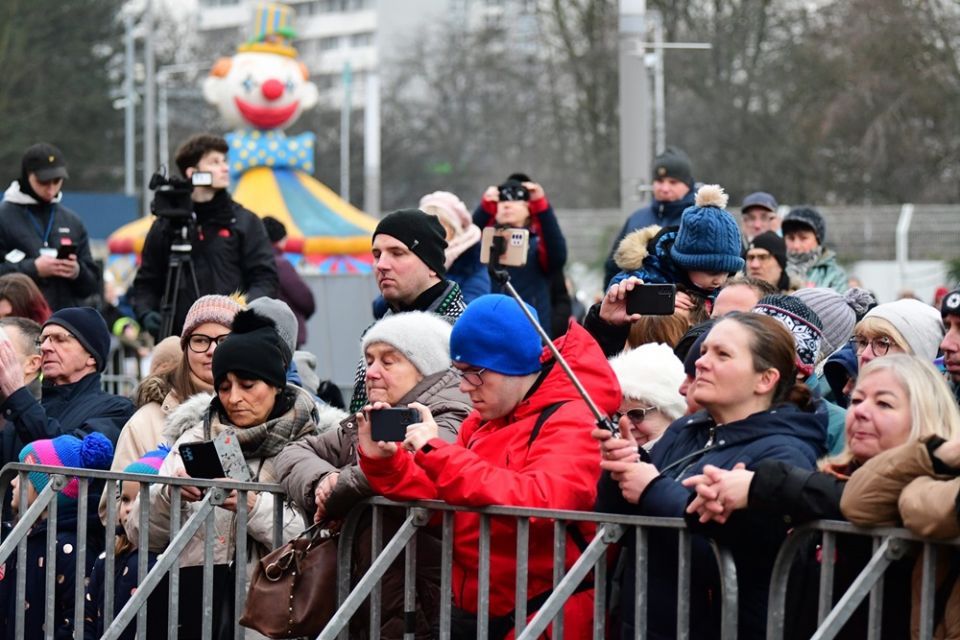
[162,392,214,444]
[614,224,662,271]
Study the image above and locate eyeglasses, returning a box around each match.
[853,336,893,357]
[188,333,230,353]
[613,406,659,426]
[35,332,76,349]
[454,367,487,387]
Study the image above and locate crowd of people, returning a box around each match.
[0,135,958,640]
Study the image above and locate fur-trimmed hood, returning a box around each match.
[614,225,662,272]
[162,391,214,444]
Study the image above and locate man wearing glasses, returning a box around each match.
[0,307,133,449]
[358,294,621,637]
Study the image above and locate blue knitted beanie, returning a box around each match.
[450,294,542,375]
[670,185,745,275]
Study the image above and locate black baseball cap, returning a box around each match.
[741,191,778,213]
[22,143,68,181]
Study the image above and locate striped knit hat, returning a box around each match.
[123,445,169,476]
[19,432,114,503]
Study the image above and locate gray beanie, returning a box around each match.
[247,297,297,360]
[792,287,877,358]
[863,299,944,361]
[362,311,452,376]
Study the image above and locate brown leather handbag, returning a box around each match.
[239,522,339,638]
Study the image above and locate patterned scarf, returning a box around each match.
[786,246,823,282]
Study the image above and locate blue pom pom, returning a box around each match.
[79,432,114,470]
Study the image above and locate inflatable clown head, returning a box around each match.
[203,3,319,131]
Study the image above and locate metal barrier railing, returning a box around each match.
[321,496,740,640]
[766,520,960,640]
[0,462,289,640]
[100,341,142,397]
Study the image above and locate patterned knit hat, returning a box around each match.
[180,295,243,349]
[19,432,114,503]
[792,287,877,358]
[670,185,745,275]
[123,445,169,476]
[753,294,824,374]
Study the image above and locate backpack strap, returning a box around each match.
[526,401,567,451]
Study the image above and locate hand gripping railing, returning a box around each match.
[318,496,739,640]
[0,462,288,640]
[766,519,960,640]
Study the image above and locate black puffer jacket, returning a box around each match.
[0,182,100,310]
[129,191,277,336]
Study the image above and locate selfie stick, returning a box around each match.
[487,232,618,435]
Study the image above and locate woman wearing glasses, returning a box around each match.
[275,311,470,640]
[606,342,687,451]
[853,298,944,369]
[99,294,242,523]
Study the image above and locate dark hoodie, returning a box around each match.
[597,404,827,640]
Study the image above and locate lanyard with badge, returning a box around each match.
[32,205,58,258]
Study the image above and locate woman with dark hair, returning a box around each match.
[595,312,827,639]
[0,272,52,324]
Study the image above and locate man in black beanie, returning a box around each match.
[604,147,697,286]
[348,208,466,412]
[745,231,796,293]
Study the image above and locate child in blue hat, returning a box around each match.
[608,184,745,305]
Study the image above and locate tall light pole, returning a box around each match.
[618,0,650,217]
[142,0,156,215]
[340,62,352,201]
[123,11,137,196]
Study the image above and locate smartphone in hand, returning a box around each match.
[56,245,77,260]
[369,407,420,442]
[625,283,677,316]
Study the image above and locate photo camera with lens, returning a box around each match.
[148,167,212,221]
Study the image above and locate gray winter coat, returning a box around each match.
[276,369,471,520]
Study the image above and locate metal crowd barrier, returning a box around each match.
[100,340,142,397]
[766,520,960,640]
[0,462,288,640]
[320,496,740,640]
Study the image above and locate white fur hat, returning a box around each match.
[362,311,452,376]
[608,343,686,421]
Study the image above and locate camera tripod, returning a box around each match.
[159,225,200,340]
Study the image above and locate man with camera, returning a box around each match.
[357,294,621,638]
[129,134,277,339]
[0,143,100,310]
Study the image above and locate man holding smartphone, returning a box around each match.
[129,133,277,338]
[0,143,100,310]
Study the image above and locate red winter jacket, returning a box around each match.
[360,322,621,637]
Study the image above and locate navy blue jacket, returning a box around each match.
[0,373,134,448]
[472,202,567,337]
[446,242,490,304]
[84,545,165,640]
[0,505,105,639]
[596,404,827,640]
[603,190,697,285]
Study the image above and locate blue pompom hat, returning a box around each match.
[19,432,114,502]
[450,294,543,376]
[670,184,745,275]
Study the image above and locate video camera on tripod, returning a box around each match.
[146,166,211,340]
[148,167,212,222]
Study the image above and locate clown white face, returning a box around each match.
[203,51,319,131]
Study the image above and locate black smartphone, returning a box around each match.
[626,283,677,316]
[369,407,420,442]
[178,441,225,479]
[56,245,77,260]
